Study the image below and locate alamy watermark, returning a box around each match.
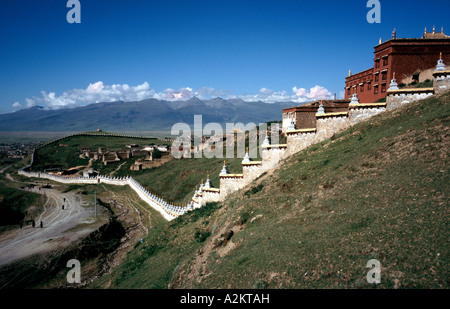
[366,259,381,284]
[65,1,380,25]
[66,0,81,24]
[67,259,81,283]
[170,115,280,160]
[366,0,381,24]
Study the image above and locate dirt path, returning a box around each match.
[109,161,126,177]
[0,187,100,267]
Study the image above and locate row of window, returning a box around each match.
[350,71,387,89]
[374,71,388,82]
[375,56,389,68]
[347,83,386,95]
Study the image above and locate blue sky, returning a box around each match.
[0,0,449,113]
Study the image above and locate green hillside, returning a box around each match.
[31,134,162,171]
[90,91,449,289]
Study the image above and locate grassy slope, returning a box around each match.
[93,91,449,289]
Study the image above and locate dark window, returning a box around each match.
[381,84,386,92]
[374,86,379,94]
[360,84,364,92]
[375,60,380,68]
[382,72,387,81]
[367,83,371,91]
[375,74,379,82]
[383,57,388,66]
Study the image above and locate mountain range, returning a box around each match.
[0,97,299,132]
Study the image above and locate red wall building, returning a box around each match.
[345,27,450,103]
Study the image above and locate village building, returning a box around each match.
[117,149,131,159]
[102,151,120,165]
[131,148,150,157]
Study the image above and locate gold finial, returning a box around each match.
[207,174,210,178]
[224,160,226,165]
[440,52,442,60]
[433,25,435,33]
[246,147,249,153]
[348,69,351,76]
[424,26,427,34]
[201,179,203,184]
[393,72,395,79]
[379,37,382,44]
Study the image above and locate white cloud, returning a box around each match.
[12,101,21,109]
[156,87,194,100]
[307,85,332,100]
[11,81,335,110]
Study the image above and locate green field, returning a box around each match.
[89,91,449,289]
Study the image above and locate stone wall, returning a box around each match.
[386,89,434,110]
[199,189,222,204]
[349,106,386,125]
[315,115,350,142]
[286,132,316,156]
[433,71,450,94]
[219,175,245,200]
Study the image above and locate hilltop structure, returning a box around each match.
[345,27,450,103]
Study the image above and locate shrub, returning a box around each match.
[252,279,267,289]
[152,148,162,159]
[194,230,211,243]
[244,184,264,197]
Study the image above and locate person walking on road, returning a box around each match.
[40,221,43,228]
[32,220,35,228]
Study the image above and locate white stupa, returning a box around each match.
[435,52,447,71]
[388,72,399,90]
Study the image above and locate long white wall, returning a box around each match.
[18,168,192,221]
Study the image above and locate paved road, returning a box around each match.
[0,187,98,267]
